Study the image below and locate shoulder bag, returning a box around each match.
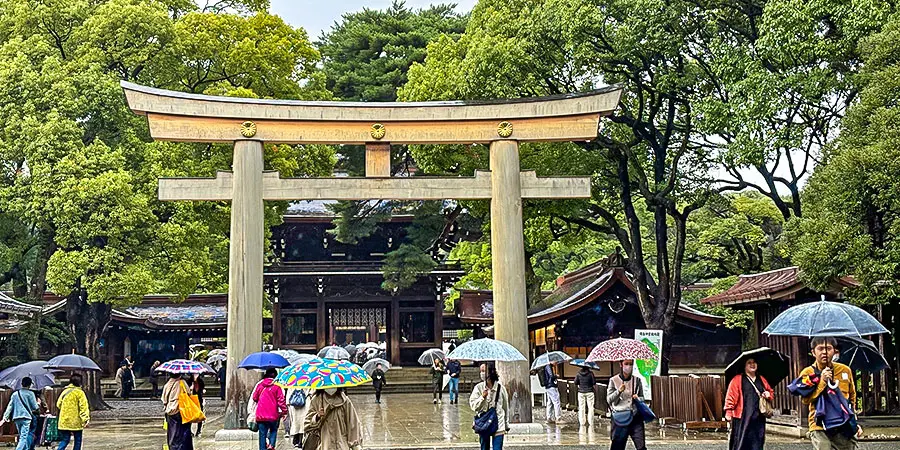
[303,402,337,450]
[472,384,502,437]
[178,380,206,424]
[748,376,774,418]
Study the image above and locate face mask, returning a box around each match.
[623,365,633,376]
[324,388,338,395]
[480,372,486,381]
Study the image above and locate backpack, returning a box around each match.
[289,389,306,408]
[537,368,549,388]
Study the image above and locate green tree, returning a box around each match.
[0,0,333,406]
[785,14,900,304]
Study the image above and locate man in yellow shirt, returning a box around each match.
[799,337,862,450]
[57,374,90,450]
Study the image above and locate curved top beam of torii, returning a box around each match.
[121,81,623,145]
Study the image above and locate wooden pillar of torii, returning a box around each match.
[121,81,622,434]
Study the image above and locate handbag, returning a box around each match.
[177,381,206,424]
[472,384,502,436]
[303,403,337,450]
[634,399,656,423]
[748,376,774,418]
[247,380,261,431]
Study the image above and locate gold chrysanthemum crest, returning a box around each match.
[240,121,257,138]
[370,123,386,140]
[497,121,513,138]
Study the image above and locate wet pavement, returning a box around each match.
[58,394,897,449]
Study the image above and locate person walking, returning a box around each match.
[800,337,862,450]
[447,359,462,405]
[542,364,562,423]
[574,365,596,427]
[218,362,227,401]
[372,364,387,404]
[149,361,161,398]
[469,363,509,450]
[303,388,363,450]
[287,388,310,448]
[114,363,125,398]
[607,359,645,450]
[122,362,135,400]
[56,374,90,450]
[430,359,445,404]
[725,358,775,450]
[0,377,40,450]
[252,368,288,450]
[162,372,193,450]
[190,374,206,437]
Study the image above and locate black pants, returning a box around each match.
[166,413,194,450]
[150,381,159,398]
[610,419,646,450]
[432,380,442,400]
[292,433,303,447]
[375,386,382,402]
[194,396,204,434]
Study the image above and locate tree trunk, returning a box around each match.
[65,290,112,410]
[524,250,542,309]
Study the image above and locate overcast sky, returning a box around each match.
[269,0,478,41]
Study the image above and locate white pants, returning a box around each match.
[577,392,595,426]
[545,387,562,421]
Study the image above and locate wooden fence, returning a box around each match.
[651,375,725,423]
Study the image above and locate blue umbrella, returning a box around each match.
[762,298,889,338]
[238,352,290,370]
[0,361,58,389]
[44,354,101,372]
[569,358,602,370]
[446,338,526,362]
[837,337,890,373]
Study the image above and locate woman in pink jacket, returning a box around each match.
[252,368,288,450]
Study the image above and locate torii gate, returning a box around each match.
[121,81,622,432]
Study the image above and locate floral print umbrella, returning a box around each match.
[446,338,526,362]
[157,359,216,374]
[586,338,656,362]
[274,357,371,389]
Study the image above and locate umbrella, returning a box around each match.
[361,358,392,374]
[569,358,602,370]
[157,359,216,374]
[724,347,791,388]
[206,353,227,369]
[357,342,380,350]
[837,337,890,373]
[271,349,305,365]
[446,338,526,362]
[762,298,889,338]
[344,344,357,355]
[44,354,101,372]
[238,352,290,370]
[274,358,371,389]
[531,351,572,370]
[318,346,351,360]
[0,361,58,390]
[208,349,227,357]
[587,338,655,362]
[417,349,446,366]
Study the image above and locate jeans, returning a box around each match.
[257,420,279,450]
[479,433,504,450]
[577,392,595,426]
[57,430,82,450]
[14,418,32,450]
[610,419,646,450]
[448,378,460,402]
[545,387,562,421]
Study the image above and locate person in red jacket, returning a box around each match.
[252,369,288,450]
[725,358,775,450]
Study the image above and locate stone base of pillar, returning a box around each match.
[507,423,545,435]
[214,429,257,441]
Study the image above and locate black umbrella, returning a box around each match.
[837,337,890,373]
[724,347,790,388]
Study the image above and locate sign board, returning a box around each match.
[634,329,664,400]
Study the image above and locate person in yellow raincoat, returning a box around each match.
[57,374,90,450]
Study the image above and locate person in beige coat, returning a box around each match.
[303,388,362,450]
[469,362,509,450]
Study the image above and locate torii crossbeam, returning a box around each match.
[121,81,622,435]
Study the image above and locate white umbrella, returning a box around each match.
[271,349,305,365]
[361,358,392,374]
[446,338,526,362]
[318,346,351,360]
[531,351,573,370]
[417,349,446,366]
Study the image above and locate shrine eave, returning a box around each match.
[120,81,623,144]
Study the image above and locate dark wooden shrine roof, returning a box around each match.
[0,292,41,317]
[457,262,724,327]
[700,266,858,307]
[42,293,232,331]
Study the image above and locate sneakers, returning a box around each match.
[433,399,437,404]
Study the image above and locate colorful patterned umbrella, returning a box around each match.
[446,338,526,362]
[586,338,656,362]
[157,359,216,374]
[274,358,371,389]
[318,346,351,360]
